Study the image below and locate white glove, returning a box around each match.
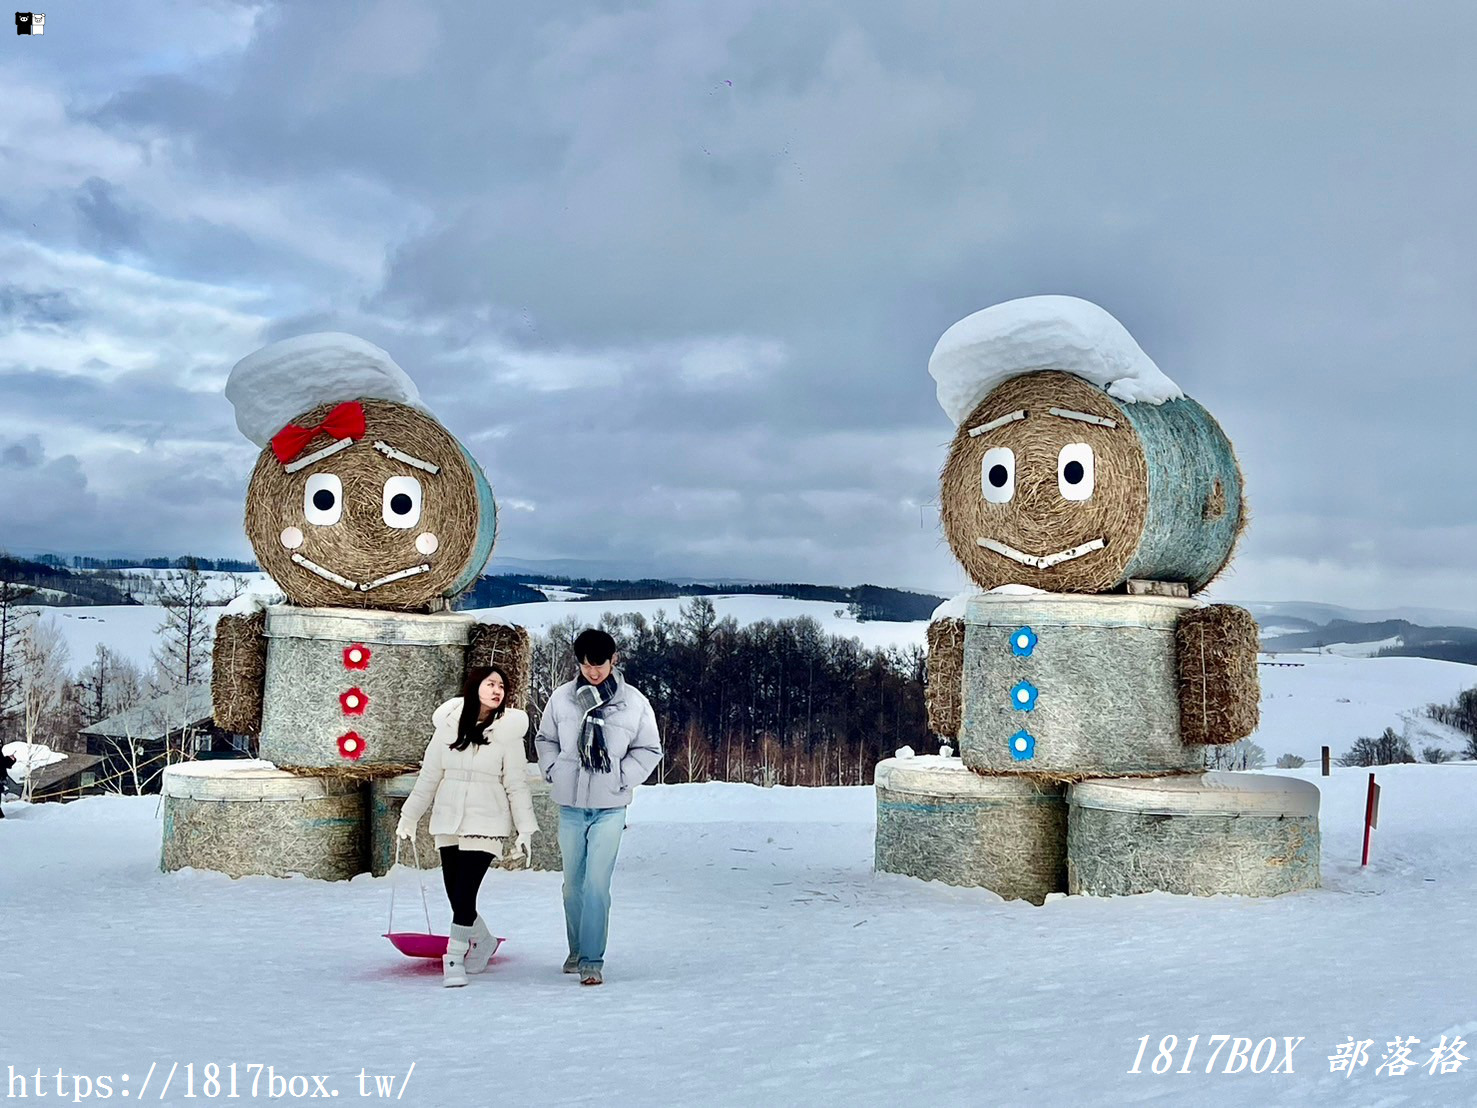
[395,817,415,840]
[514,830,534,866]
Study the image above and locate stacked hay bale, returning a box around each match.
[876,296,1318,901]
[173,333,545,883]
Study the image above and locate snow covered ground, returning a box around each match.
[6,767,1477,1106]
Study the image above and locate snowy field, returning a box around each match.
[6,767,1477,1107]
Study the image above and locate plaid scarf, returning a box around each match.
[573,673,618,773]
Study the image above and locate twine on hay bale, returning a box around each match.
[467,622,532,709]
[940,371,1244,594]
[926,617,964,739]
[1175,604,1260,745]
[212,611,267,735]
[245,398,493,612]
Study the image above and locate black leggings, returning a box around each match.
[439,846,493,927]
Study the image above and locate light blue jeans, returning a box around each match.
[557,805,626,970]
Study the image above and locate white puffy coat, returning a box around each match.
[399,698,537,838]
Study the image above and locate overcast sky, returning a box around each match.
[2,1,1475,611]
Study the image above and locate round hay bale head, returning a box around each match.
[244,398,497,612]
[1067,772,1321,898]
[259,606,472,769]
[874,756,1066,904]
[939,372,1243,593]
[160,760,366,881]
[961,591,1204,778]
[368,773,440,876]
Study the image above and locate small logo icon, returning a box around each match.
[14,11,41,34]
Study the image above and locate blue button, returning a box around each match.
[1010,626,1037,657]
[1009,681,1038,711]
[1008,730,1036,761]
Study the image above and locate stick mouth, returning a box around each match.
[290,552,432,592]
[976,536,1107,570]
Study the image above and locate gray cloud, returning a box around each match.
[3,1,1476,607]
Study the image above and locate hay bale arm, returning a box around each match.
[1175,604,1260,745]
[212,611,267,736]
[467,621,532,710]
[926,617,965,739]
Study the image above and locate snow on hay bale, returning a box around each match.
[211,610,267,736]
[259,606,472,772]
[1066,772,1321,898]
[874,756,1066,904]
[937,370,1244,594]
[1175,604,1260,745]
[961,591,1204,779]
[243,397,497,613]
[161,761,365,881]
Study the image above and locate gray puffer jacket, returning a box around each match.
[535,673,663,808]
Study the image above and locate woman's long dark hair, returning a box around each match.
[450,665,511,751]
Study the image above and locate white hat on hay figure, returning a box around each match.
[225,332,427,450]
[927,295,1184,427]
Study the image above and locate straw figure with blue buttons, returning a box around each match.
[873,296,1321,903]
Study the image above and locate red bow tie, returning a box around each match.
[271,401,367,465]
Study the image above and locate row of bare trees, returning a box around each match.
[523,598,929,786]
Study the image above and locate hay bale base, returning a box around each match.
[161,761,365,881]
[259,606,472,768]
[1176,604,1260,745]
[1067,772,1320,897]
[961,591,1204,778]
[874,756,1066,904]
[926,618,964,739]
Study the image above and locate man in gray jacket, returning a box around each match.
[535,628,662,985]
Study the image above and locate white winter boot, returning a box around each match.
[443,924,473,988]
[464,915,498,974]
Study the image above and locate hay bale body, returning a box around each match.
[161,761,365,880]
[940,372,1243,594]
[961,591,1203,778]
[212,611,267,735]
[1067,772,1320,897]
[875,756,1067,904]
[259,606,472,768]
[926,618,965,739]
[369,773,440,876]
[245,398,497,612]
[467,622,532,709]
[1176,604,1260,745]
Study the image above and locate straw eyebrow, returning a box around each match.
[374,440,441,475]
[283,437,354,474]
[1047,407,1117,429]
[967,409,1027,438]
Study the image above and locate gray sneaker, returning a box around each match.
[562,953,580,974]
[579,966,603,986]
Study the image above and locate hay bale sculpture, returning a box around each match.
[875,296,1319,900]
[174,333,532,880]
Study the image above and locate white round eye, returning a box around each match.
[303,473,344,526]
[1058,443,1095,501]
[383,475,423,528]
[980,447,1015,504]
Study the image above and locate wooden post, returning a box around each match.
[1321,746,1330,776]
[1361,772,1377,866]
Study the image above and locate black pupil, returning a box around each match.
[312,489,336,511]
[1064,461,1085,484]
[390,493,414,515]
[988,464,1009,488]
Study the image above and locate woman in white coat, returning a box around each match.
[397,664,537,986]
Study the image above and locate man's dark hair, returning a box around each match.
[573,628,617,665]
